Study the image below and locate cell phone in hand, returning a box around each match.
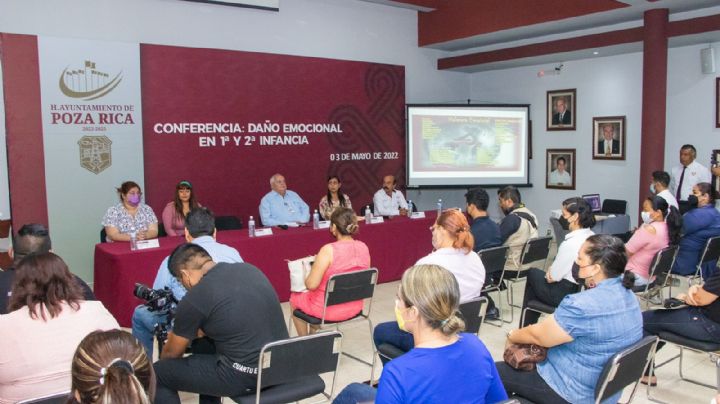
[663,297,687,309]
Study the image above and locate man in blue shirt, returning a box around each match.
[131,207,243,357]
[259,173,310,226]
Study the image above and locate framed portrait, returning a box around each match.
[592,116,626,160]
[547,89,576,131]
[546,148,576,189]
[716,78,720,128]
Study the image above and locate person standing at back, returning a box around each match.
[670,144,711,214]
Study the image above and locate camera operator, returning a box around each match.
[154,243,288,403]
[131,207,242,358]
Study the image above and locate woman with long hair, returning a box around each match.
[318,175,352,220]
[162,180,201,236]
[0,253,118,403]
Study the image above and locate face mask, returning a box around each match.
[558,215,570,230]
[127,194,141,205]
[688,195,699,208]
[650,183,656,194]
[394,303,408,332]
[571,262,584,286]
[641,211,652,224]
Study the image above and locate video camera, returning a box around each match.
[133,283,178,351]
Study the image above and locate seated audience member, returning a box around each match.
[373,175,408,216]
[319,175,352,220]
[162,180,200,236]
[650,170,679,210]
[71,329,153,403]
[498,186,538,270]
[334,264,507,404]
[672,182,720,278]
[0,253,119,403]
[131,207,243,358]
[373,209,484,363]
[153,244,288,403]
[102,181,158,242]
[465,187,502,319]
[290,207,370,336]
[642,269,720,386]
[259,173,310,226]
[0,223,94,314]
[519,197,595,327]
[496,235,642,404]
[626,196,681,286]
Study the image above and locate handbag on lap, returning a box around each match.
[503,343,548,371]
[287,255,315,292]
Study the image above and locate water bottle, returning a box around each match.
[365,205,372,223]
[437,198,443,216]
[248,216,255,237]
[129,231,137,251]
[407,199,413,215]
[312,209,320,229]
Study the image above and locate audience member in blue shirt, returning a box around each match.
[131,208,243,357]
[672,182,720,278]
[496,234,642,404]
[334,264,507,404]
[259,173,310,226]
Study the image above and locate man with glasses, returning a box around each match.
[259,173,310,226]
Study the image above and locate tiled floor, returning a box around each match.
[174,277,718,403]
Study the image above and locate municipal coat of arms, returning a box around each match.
[78,135,112,174]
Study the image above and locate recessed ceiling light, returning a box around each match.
[593,51,599,55]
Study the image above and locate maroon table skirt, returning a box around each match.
[94,213,436,327]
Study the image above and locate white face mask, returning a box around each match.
[641,211,652,224]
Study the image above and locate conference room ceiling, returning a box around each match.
[358,0,720,72]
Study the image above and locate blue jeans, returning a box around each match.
[332,382,376,404]
[372,321,414,365]
[131,305,168,358]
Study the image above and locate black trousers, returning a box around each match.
[520,268,579,327]
[495,362,570,404]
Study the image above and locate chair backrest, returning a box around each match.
[256,331,342,390]
[17,391,71,404]
[601,199,627,215]
[648,245,679,287]
[699,235,720,266]
[157,222,167,237]
[594,336,658,404]
[549,217,568,246]
[215,215,243,231]
[477,245,509,275]
[458,296,488,335]
[100,227,107,243]
[520,236,552,267]
[325,268,378,307]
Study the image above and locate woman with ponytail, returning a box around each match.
[625,196,682,286]
[70,329,152,403]
[290,207,370,336]
[373,209,485,364]
[334,264,507,404]
[497,235,642,404]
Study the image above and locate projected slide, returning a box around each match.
[407,105,529,187]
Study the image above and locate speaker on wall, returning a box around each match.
[701,47,715,74]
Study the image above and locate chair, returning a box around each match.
[601,199,627,215]
[215,215,243,231]
[505,236,552,323]
[670,235,720,296]
[478,245,510,325]
[100,227,107,243]
[549,217,568,247]
[17,391,71,404]
[290,268,378,372]
[157,222,167,237]
[0,219,10,238]
[230,331,343,404]
[595,336,658,404]
[648,331,720,398]
[632,245,679,309]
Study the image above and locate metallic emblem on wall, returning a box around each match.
[59,60,123,101]
[78,135,112,174]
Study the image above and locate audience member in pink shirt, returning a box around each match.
[162,180,201,236]
[0,253,119,403]
[626,196,682,286]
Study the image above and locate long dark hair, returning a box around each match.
[648,196,682,245]
[326,175,347,208]
[173,180,199,221]
[9,252,83,320]
[582,234,633,289]
[562,197,596,229]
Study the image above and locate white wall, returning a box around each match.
[0,62,9,220]
[0,0,469,282]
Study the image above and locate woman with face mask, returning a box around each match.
[672,182,720,278]
[372,209,485,364]
[625,196,682,286]
[497,235,642,404]
[518,197,595,327]
[289,207,370,336]
[101,181,158,242]
[333,264,507,404]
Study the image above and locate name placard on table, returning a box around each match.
[136,239,160,250]
[254,228,274,237]
[410,211,426,219]
[318,221,331,229]
[369,216,385,224]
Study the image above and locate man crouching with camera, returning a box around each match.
[132,207,243,358]
[154,243,289,403]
